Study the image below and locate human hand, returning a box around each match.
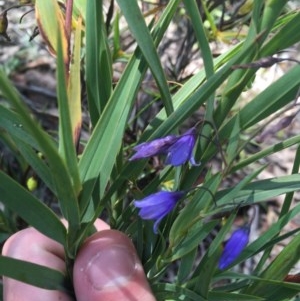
[2,219,156,301]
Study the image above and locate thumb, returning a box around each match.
[73,230,156,301]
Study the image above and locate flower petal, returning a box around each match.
[189,155,201,166]
[153,216,165,234]
[133,191,185,233]
[137,200,173,220]
[218,226,250,270]
[129,135,177,161]
[165,128,197,166]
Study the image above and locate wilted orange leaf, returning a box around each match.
[35,0,68,63]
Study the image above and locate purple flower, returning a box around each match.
[165,128,199,166]
[218,226,250,270]
[129,135,177,161]
[129,128,199,166]
[134,191,185,233]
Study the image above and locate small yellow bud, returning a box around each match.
[27,176,38,191]
[162,180,175,191]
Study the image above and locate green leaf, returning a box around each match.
[57,30,81,196]
[55,30,81,256]
[247,280,300,301]
[280,145,300,216]
[216,174,300,208]
[0,105,38,149]
[214,166,265,208]
[169,173,221,246]
[208,291,265,301]
[167,220,219,262]
[15,141,55,193]
[260,0,288,34]
[0,69,80,250]
[85,0,112,124]
[73,0,86,20]
[215,0,288,127]
[226,115,241,166]
[0,170,66,245]
[152,283,207,301]
[183,0,214,120]
[231,134,300,173]
[0,106,54,191]
[238,65,300,130]
[0,256,72,294]
[116,0,174,115]
[261,10,300,55]
[177,248,198,284]
[79,48,147,213]
[244,232,300,299]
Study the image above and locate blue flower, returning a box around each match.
[129,128,199,166]
[134,191,185,233]
[165,128,199,166]
[129,135,177,161]
[218,226,250,270]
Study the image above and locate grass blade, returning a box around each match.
[0,256,71,294]
[85,0,112,125]
[0,70,80,249]
[0,170,66,245]
[116,0,174,115]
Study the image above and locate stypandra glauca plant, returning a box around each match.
[1,1,300,300]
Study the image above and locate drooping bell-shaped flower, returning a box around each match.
[129,128,199,166]
[134,191,185,233]
[165,128,199,166]
[218,226,250,270]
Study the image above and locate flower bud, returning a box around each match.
[26,176,38,191]
[129,127,200,166]
[219,226,250,270]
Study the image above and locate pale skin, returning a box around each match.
[2,219,156,301]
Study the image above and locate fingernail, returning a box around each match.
[84,244,138,290]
